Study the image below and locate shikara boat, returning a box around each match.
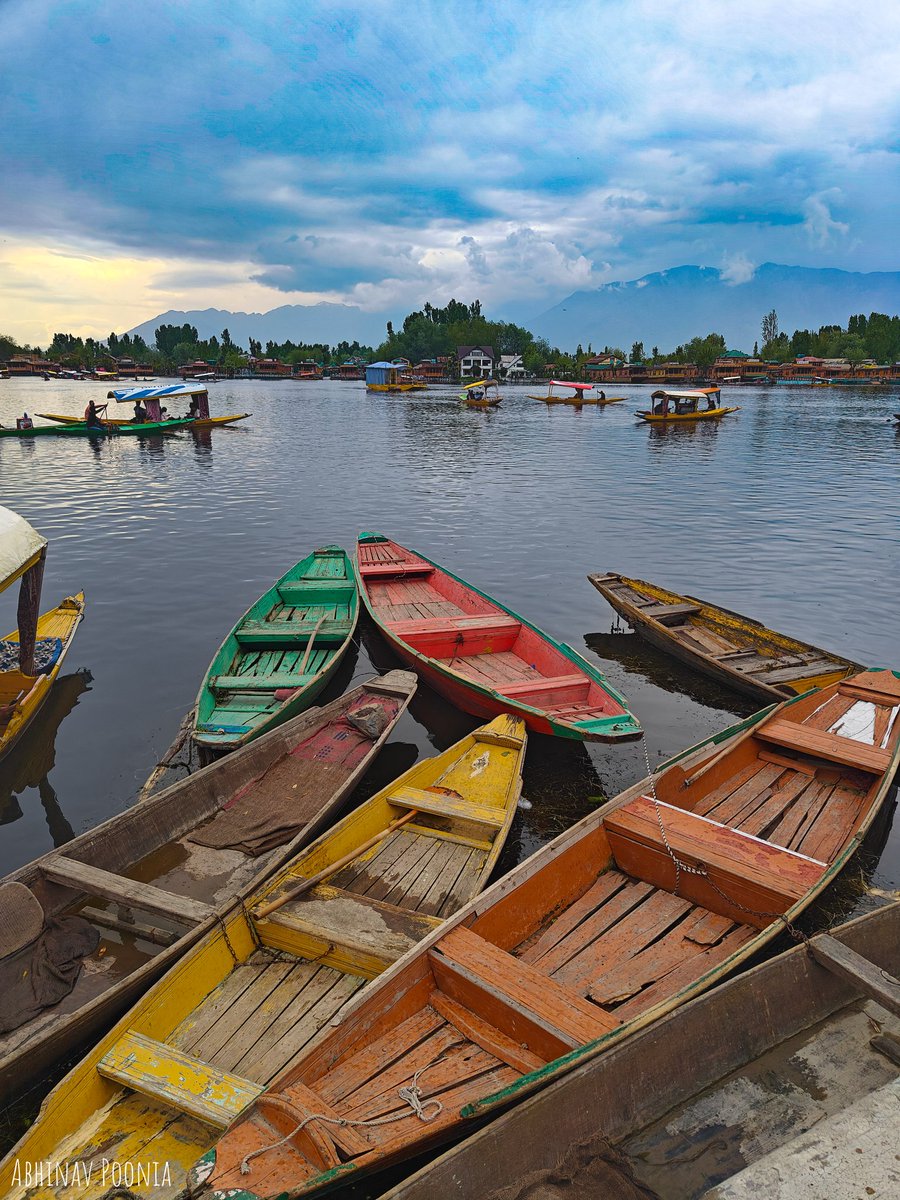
[194,547,359,754]
[196,668,900,1199]
[381,900,900,1200]
[636,387,738,422]
[529,380,604,405]
[0,506,85,762]
[0,672,415,1101]
[38,382,250,430]
[460,379,502,408]
[356,533,641,742]
[0,713,526,1200]
[588,572,862,702]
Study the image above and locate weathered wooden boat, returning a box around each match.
[38,382,250,430]
[0,672,415,1102]
[588,572,862,702]
[194,546,359,754]
[0,506,85,762]
[0,713,526,1199]
[529,380,603,404]
[0,416,195,437]
[380,900,900,1200]
[196,668,900,1199]
[636,387,738,422]
[356,533,641,742]
[460,379,502,407]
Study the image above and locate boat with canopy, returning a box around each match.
[637,387,739,423]
[529,380,606,405]
[0,506,84,761]
[37,383,250,430]
[459,379,501,408]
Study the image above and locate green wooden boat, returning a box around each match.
[0,418,195,438]
[193,547,359,754]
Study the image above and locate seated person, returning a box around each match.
[706,394,718,410]
[187,396,201,419]
[84,400,106,428]
[17,412,33,430]
[133,401,148,423]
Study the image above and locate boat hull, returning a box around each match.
[636,406,739,422]
[588,572,862,701]
[0,417,196,437]
[356,534,641,742]
[35,412,250,429]
[0,592,84,761]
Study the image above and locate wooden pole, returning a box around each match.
[253,808,420,919]
[298,615,327,676]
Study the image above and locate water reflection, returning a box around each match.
[0,671,92,846]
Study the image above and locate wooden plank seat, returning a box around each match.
[604,795,826,928]
[752,658,844,684]
[388,613,519,638]
[41,857,214,925]
[430,925,616,1064]
[98,1030,263,1128]
[212,672,315,692]
[757,718,893,774]
[358,562,434,579]
[389,785,507,832]
[641,602,703,622]
[255,883,442,978]
[235,621,352,646]
[278,580,356,600]
[499,674,591,706]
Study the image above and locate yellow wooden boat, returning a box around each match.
[460,379,502,407]
[0,714,526,1199]
[0,506,85,762]
[637,387,738,422]
[588,572,863,702]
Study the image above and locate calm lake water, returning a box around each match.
[2,377,898,899]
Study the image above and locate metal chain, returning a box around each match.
[638,735,810,946]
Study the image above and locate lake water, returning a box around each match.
[2,377,898,899]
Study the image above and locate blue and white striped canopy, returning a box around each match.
[108,383,207,403]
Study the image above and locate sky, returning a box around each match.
[1,0,899,345]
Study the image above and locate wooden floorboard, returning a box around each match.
[795,783,866,862]
[767,779,832,851]
[693,761,769,818]
[518,871,629,965]
[544,879,656,987]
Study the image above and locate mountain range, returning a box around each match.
[126,264,900,354]
[126,303,389,350]
[530,264,900,352]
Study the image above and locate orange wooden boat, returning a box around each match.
[197,668,900,1199]
[355,534,640,742]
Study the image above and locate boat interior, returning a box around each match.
[595,574,857,694]
[0,683,406,1093]
[208,672,900,1194]
[3,718,524,1200]
[198,550,357,742]
[359,538,627,727]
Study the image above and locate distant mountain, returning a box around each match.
[126,303,388,349]
[531,264,900,352]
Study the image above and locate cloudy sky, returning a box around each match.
[1,0,898,344]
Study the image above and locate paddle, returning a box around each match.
[298,615,327,676]
[252,808,420,919]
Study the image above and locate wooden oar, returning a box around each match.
[298,615,327,675]
[253,808,420,919]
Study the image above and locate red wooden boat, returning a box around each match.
[355,534,640,742]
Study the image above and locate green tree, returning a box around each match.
[630,341,644,363]
[761,309,779,346]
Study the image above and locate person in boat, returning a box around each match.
[187,395,201,419]
[706,393,718,410]
[470,386,485,402]
[132,400,148,423]
[84,399,107,428]
[18,412,33,430]
[599,390,606,400]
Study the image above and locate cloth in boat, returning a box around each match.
[0,915,100,1034]
[188,700,398,856]
[0,636,62,674]
[483,1135,661,1200]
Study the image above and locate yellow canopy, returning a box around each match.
[461,379,497,391]
[0,506,47,595]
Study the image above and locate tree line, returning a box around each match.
[3,303,899,375]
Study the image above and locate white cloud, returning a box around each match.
[802,190,850,246]
[720,253,756,286]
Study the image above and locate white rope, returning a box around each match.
[239,1064,444,1175]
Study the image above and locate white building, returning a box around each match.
[457,345,495,378]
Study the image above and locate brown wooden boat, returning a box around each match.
[381,900,900,1200]
[198,668,900,1199]
[0,671,415,1098]
[589,572,862,702]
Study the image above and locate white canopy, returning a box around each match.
[650,388,721,400]
[108,383,208,403]
[0,506,47,592]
